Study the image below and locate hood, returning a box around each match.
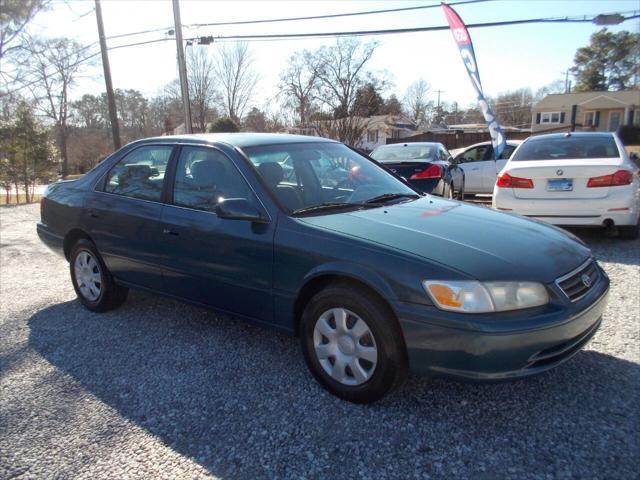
[298,197,591,283]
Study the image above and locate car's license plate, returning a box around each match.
[547,178,573,191]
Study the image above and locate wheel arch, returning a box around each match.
[292,264,399,337]
[63,228,94,260]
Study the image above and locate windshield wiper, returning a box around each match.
[364,193,420,204]
[292,202,365,216]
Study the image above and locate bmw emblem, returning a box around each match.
[581,273,592,288]
[556,169,564,176]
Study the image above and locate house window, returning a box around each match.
[541,112,562,124]
[584,111,596,127]
[367,130,378,143]
[634,110,640,126]
[391,130,401,139]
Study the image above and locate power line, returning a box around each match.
[105,10,640,48]
[184,13,640,42]
[186,0,490,28]
[105,0,491,41]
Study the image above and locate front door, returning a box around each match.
[85,144,174,290]
[159,145,274,323]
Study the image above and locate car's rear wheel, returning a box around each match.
[300,283,408,403]
[69,239,128,312]
[619,220,639,240]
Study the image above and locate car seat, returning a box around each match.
[257,162,302,211]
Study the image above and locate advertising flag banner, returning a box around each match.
[442,2,506,159]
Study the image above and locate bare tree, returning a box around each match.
[186,46,218,132]
[404,79,431,126]
[0,0,49,75]
[308,39,378,118]
[20,36,91,176]
[213,42,257,124]
[314,116,369,148]
[278,51,317,126]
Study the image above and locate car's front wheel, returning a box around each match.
[69,239,128,312]
[300,283,408,403]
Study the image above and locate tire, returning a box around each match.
[457,180,465,200]
[444,182,454,199]
[619,221,639,240]
[300,282,408,403]
[69,239,128,312]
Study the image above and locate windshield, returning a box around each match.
[512,135,620,161]
[371,145,435,162]
[243,142,418,214]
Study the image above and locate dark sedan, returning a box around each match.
[38,133,609,403]
[370,142,465,199]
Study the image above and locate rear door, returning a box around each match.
[86,144,174,290]
[457,144,492,193]
[485,143,518,191]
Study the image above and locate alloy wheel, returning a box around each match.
[74,250,102,302]
[313,308,378,386]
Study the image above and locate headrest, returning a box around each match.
[191,158,226,187]
[258,162,284,187]
[125,164,151,179]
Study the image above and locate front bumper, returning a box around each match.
[396,277,609,381]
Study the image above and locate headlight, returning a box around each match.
[423,280,549,313]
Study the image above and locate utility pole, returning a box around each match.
[435,89,445,108]
[95,0,120,150]
[561,70,570,93]
[172,0,192,134]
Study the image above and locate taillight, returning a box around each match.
[410,164,442,180]
[496,172,534,189]
[587,170,633,188]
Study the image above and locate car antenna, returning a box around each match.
[564,132,572,137]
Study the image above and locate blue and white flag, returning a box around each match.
[442,2,506,159]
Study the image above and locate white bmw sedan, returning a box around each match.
[493,132,639,239]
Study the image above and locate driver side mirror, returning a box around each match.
[215,198,269,224]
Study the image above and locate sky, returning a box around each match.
[29,0,640,114]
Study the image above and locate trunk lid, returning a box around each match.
[504,158,623,199]
[380,161,434,179]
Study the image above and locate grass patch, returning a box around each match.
[0,193,42,205]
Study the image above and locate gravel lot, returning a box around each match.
[1,203,639,479]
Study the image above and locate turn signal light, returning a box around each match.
[426,284,463,308]
[410,164,442,180]
[496,172,534,189]
[587,170,633,188]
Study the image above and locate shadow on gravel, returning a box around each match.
[27,293,640,478]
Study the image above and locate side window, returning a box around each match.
[104,145,172,201]
[500,145,516,160]
[172,146,253,212]
[460,146,490,163]
[438,148,448,161]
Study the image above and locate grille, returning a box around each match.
[556,259,599,302]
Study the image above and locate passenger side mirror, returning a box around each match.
[215,198,268,223]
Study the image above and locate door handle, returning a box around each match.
[163,228,179,236]
[87,208,99,218]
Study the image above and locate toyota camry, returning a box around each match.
[37,133,609,403]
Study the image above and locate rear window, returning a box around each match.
[512,135,619,161]
[371,146,435,162]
